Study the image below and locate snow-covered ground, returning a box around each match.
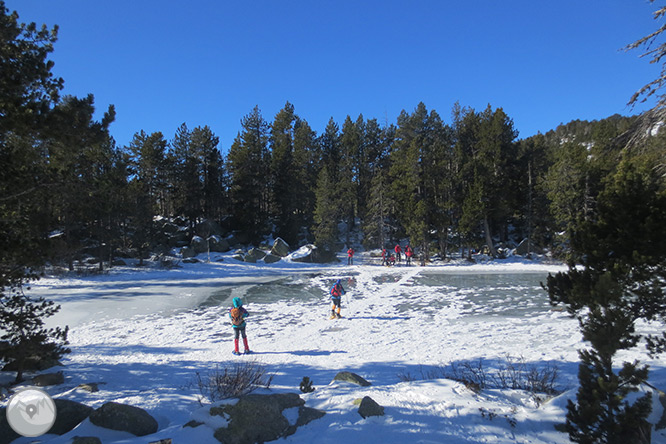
[8,251,666,443]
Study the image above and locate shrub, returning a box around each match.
[194,361,273,404]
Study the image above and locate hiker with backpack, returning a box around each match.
[229,297,251,355]
[329,279,346,319]
[347,247,354,265]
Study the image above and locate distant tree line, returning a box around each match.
[0,0,657,274]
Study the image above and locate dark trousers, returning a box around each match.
[234,326,247,339]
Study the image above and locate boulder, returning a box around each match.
[32,371,64,386]
[212,393,325,444]
[271,238,290,257]
[89,402,158,437]
[180,246,197,259]
[77,382,103,393]
[191,236,208,254]
[357,396,385,419]
[291,245,338,263]
[332,371,371,387]
[208,235,230,253]
[168,230,190,248]
[263,254,281,264]
[244,248,266,263]
[196,219,224,237]
[50,399,94,435]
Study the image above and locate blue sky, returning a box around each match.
[5,0,662,152]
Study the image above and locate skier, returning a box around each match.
[229,297,251,355]
[347,247,355,265]
[405,244,414,266]
[394,244,402,264]
[329,279,346,319]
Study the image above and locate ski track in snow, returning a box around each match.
[11,255,666,444]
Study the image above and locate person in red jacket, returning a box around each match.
[405,244,414,266]
[347,247,354,265]
[394,244,402,264]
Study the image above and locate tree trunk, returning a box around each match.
[483,215,497,257]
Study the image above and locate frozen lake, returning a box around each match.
[16,257,666,443]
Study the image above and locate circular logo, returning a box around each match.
[6,388,57,437]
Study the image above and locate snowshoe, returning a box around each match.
[330,314,337,320]
[244,349,253,354]
[232,350,242,356]
[336,313,342,319]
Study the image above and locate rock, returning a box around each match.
[212,393,325,444]
[196,219,224,237]
[32,371,64,386]
[89,402,158,437]
[72,437,102,444]
[357,396,385,419]
[271,238,290,257]
[181,246,197,259]
[168,230,190,248]
[263,254,281,264]
[208,235,230,253]
[290,244,337,263]
[77,382,103,393]
[244,248,266,263]
[50,399,94,435]
[191,235,208,254]
[333,371,372,387]
[290,244,316,263]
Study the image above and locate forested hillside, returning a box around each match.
[1,1,663,278]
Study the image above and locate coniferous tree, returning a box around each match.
[169,123,199,226]
[0,1,70,378]
[313,118,343,248]
[292,118,319,244]
[363,168,395,250]
[339,115,362,242]
[228,106,270,243]
[191,125,225,220]
[270,102,299,245]
[44,94,116,269]
[126,130,168,264]
[312,166,339,253]
[547,159,666,443]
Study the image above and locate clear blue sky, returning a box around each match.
[5,0,662,152]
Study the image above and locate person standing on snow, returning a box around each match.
[394,244,402,265]
[329,279,346,319]
[229,297,251,355]
[347,247,355,265]
[405,244,414,266]
[381,247,388,266]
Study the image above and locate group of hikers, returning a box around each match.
[381,243,414,266]
[230,242,414,355]
[346,243,415,267]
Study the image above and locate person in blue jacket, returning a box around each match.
[229,297,251,355]
[329,279,346,319]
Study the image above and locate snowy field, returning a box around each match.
[9,251,666,443]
